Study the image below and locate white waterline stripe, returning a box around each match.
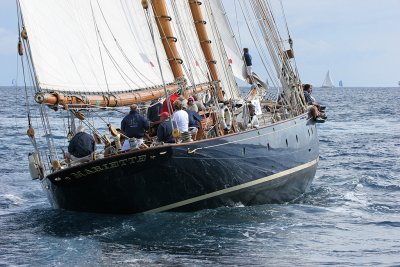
[144,158,319,213]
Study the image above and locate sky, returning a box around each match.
[0,0,399,87]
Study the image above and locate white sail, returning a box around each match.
[202,0,243,100]
[19,0,175,93]
[321,71,334,88]
[208,0,245,82]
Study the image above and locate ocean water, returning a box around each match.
[0,87,399,266]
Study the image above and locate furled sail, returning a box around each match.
[19,0,174,93]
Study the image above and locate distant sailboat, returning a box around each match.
[321,71,334,88]
[339,80,343,87]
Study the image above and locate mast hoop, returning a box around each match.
[189,0,202,5]
[156,15,172,22]
[167,57,183,64]
[161,36,178,43]
[195,20,207,25]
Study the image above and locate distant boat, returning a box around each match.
[339,80,343,87]
[321,71,335,88]
[398,81,400,87]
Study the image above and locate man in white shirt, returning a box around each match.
[172,100,189,133]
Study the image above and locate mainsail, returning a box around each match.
[322,71,334,88]
[19,0,176,93]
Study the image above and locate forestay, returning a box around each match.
[19,0,174,93]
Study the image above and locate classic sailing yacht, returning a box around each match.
[17,0,319,213]
[321,71,335,88]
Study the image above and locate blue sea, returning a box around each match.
[0,87,399,266]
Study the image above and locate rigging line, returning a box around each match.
[170,1,195,85]
[173,1,215,89]
[257,0,302,112]
[254,0,292,103]
[120,0,156,78]
[234,0,244,59]
[99,39,141,88]
[90,0,111,94]
[145,8,173,118]
[18,8,56,162]
[66,1,103,92]
[219,0,245,65]
[150,1,186,81]
[182,0,215,83]
[240,0,281,103]
[262,0,295,80]
[240,0,277,87]
[15,1,31,124]
[170,1,202,88]
[278,0,300,79]
[95,0,156,88]
[204,0,240,99]
[244,0,285,114]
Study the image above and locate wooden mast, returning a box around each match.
[150,0,184,80]
[188,0,223,101]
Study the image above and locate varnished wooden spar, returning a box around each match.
[188,0,222,100]
[34,83,211,108]
[150,0,184,80]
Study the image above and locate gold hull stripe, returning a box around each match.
[144,158,319,213]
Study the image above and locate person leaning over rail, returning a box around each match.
[121,104,150,150]
[66,125,95,163]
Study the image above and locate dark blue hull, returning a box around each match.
[42,114,319,214]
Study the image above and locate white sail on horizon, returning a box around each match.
[321,70,335,88]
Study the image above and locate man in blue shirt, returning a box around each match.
[121,104,150,149]
[157,112,175,143]
[68,125,95,161]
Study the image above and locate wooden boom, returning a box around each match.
[34,83,211,108]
